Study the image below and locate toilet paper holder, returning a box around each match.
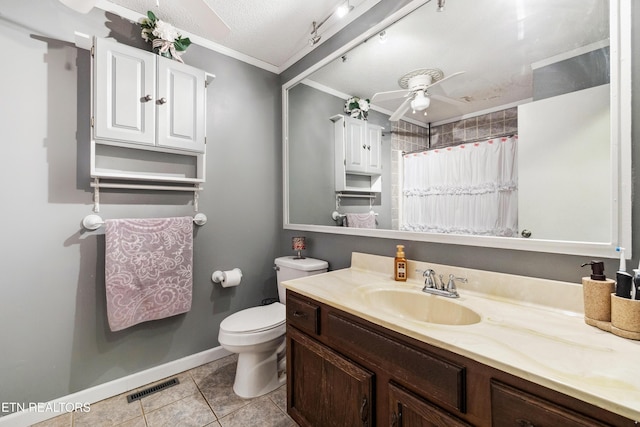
[212,268,243,287]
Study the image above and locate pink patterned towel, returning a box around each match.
[343,213,377,229]
[105,217,193,331]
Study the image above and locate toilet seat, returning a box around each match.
[218,303,286,347]
[220,302,285,333]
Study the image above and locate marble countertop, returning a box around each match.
[283,252,640,421]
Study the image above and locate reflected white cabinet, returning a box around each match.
[340,116,382,174]
[332,115,383,193]
[93,37,206,153]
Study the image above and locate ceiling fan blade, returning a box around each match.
[371,89,411,103]
[58,0,97,13]
[425,71,466,90]
[106,0,231,40]
[389,96,413,121]
[180,0,231,39]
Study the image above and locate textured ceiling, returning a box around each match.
[105,0,370,68]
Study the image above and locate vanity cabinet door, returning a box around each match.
[94,37,156,146]
[389,383,472,427]
[156,57,206,153]
[287,327,373,427]
[491,380,609,427]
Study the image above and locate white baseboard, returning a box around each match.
[0,346,232,427]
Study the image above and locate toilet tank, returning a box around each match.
[274,256,328,303]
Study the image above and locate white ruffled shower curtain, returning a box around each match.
[401,136,518,237]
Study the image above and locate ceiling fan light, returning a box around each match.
[410,92,431,111]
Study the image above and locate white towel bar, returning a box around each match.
[331,211,378,221]
[82,213,207,231]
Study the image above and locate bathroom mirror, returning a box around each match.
[283,0,631,258]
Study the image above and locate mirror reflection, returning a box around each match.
[287,0,612,243]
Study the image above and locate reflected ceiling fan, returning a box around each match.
[371,68,465,121]
[58,0,231,40]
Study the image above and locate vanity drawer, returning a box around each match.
[327,312,466,413]
[286,293,320,336]
[491,380,608,427]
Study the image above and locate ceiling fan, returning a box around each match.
[371,68,465,121]
[58,0,231,40]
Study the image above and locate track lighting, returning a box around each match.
[309,0,353,47]
[309,21,322,45]
[336,1,354,18]
[437,0,446,12]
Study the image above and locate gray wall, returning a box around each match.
[281,1,640,284]
[0,0,281,411]
[288,83,392,228]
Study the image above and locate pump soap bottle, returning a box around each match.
[581,260,615,331]
[394,245,407,282]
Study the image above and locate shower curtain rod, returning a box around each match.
[402,132,517,155]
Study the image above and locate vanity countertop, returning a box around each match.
[283,252,640,421]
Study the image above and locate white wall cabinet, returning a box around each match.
[91,37,207,184]
[332,115,383,193]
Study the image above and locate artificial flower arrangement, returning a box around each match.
[344,96,370,120]
[140,11,191,63]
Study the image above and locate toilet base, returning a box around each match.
[232,342,286,398]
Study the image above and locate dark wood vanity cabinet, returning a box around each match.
[286,291,635,427]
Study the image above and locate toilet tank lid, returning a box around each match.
[275,256,328,271]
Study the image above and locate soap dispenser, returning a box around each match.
[580,260,615,331]
[394,245,407,282]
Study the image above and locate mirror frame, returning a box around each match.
[282,0,632,258]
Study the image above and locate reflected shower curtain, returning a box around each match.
[402,136,518,237]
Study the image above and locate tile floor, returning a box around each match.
[32,354,297,427]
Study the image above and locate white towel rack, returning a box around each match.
[331,211,378,221]
[82,213,208,231]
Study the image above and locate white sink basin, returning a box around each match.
[357,287,481,326]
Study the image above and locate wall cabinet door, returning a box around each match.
[339,116,383,175]
[94,37,156,146]
[94,37,206,153]
[156,58,206,152]
[345,119,367,173]
[288,327,373,427]
[366,124,382,173]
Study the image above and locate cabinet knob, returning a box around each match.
[516,419,535,427]
[362,144,367,149]
[143,94,153,102]
[157,97,167,105]
[366,145,371,150]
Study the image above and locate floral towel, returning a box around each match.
[343,213,376,229]
[105,217,193,331]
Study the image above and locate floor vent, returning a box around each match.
[126,378,180,403]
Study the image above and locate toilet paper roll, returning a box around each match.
[212,268,242,288]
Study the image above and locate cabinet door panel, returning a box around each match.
[366,125,382,173]
[288,328,373,427]
[156,58,206,153]
[94,38,155,146]
[389,383,472,427]
[491,380,608,427]
[345,119,367,173]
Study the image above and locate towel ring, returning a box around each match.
[82,213,208,231]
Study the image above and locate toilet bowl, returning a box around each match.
[218,256,328,398]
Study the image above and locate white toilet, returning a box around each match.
[218,256,328,398]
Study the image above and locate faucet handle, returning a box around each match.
[446,274,467,295]
[418,269,437,289]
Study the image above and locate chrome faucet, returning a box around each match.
[417,269,465,298]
